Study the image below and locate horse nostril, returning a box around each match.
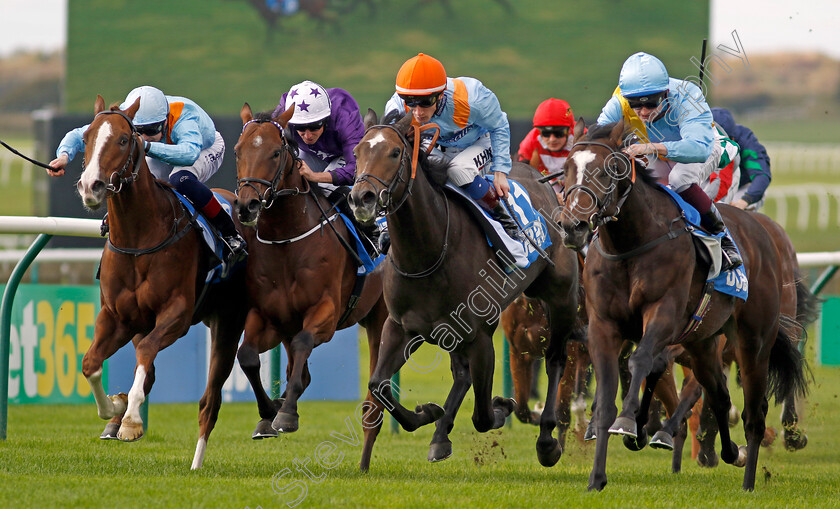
[360,190,376,208]
[347,192,357,208]
[91,180,105,194]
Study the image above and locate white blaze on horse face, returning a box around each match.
[569,150,597,210]
[79,121,113,197]
[252,135,263,148]
[365,132,388,149]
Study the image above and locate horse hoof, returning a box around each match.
[784,427,808,451]
[428,441,452,462]
[416,402,445,424]
[100,422,121,440]
[584,420,597,442]
[272,412,299,433]
[536,437,563,467]
[733,445,748,468]
[609,416,637,438]
[492,396,516,416]
[117,420,144,442]
[697,449,719,468]
[761,426,777,447]
[650,430,675,450]
[622,427,648,451]
[253,419,279,439]
[728,405,740,428]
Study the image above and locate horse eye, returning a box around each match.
[273,150,282,159]
[119,135,128,146]
[390,148,401,158]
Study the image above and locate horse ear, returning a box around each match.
[609,119,626,146]
[94,95,106,115]
[363,108,378,130]
[573,117,585,139]
[395,112,414,136]
[123,97,141,120]
[274,104,295,127]
[240,103,253,125]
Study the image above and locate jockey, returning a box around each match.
[711,107,772,211]
[48,86,247,265]
[597,52,742,271]
[384,52,523,241]
[273,80,380,253]
[517,98,577,195]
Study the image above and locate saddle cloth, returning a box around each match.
[338,213,386,275]
[657,184,748,302]
[173,190,243,284]
[444,176,552,270]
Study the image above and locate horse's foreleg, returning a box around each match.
[273,330,316,433]
[587,322,622,492]
[734,332,772,491]
[468,330,512,433]
[192,316,243,470]
[358,298,388,472]
[368,318,444,432]
[239,313,283,438]
[510,347,538,424]
[428,352,471,463]
[536,334,569,467]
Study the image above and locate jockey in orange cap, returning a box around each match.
[384,53,523,241]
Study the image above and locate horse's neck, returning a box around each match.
[599,180,673,252]
[106,164,173,242]
[388,168,449,263]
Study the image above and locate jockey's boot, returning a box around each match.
[357,220,382,258]
[210,212,247,266]
[477,187,525,242]
[700,204,742,272]
[378,228,390,255]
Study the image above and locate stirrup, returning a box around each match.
[223,234,248,264]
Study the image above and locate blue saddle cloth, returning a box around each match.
[657,184,748,301]
[445,176,552,270]
[173,190,245,284]
[338,213,386,275]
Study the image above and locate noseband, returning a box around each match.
[235,119,305,209]
[563,140,635,232]
[85,110,142,194]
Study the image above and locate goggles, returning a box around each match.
[293,119,327,133]
[399,94,439,108]
[538,126,570,138]
[136,121,166,137]
[627,92,667,110]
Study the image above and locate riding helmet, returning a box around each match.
[122,86,169,126]
[286,80,332,125]
[618,52,670,98]
[395,53,447,95]
[533,98,575,128]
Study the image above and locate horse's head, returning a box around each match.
[559,120,636,250]
[234,102,296,226]
[77,95,143,210]
[347,110,414,223]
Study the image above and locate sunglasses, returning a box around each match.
[293,120,326,132]
[399,94,439,108]
[538,127,569,138]
[136,121,165,136]
[627,92,667,110]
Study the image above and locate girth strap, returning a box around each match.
[336,274,367,327]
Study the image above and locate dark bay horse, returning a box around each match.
[75,96,248,469]
[348,111,580,466]
[559,120,808,491]
[233,104,388,471]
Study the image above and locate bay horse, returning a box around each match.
[233,104,389,471]
[559,120,808,491]
[76,96,249,469]
[348,111,580,466]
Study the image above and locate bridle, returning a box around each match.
[562,140,635,233]
[355,121,440,216]
[235,119,306,209]
[85,110,143,194]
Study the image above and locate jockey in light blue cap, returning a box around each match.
[597,52,742,271]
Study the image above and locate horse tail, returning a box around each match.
[795,270,823,329]
[767,313,812,405]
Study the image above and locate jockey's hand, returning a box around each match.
[493,171,510,199]
[298,162,333,184]
[623,143,652,158]
[47,153,68,177]
[731,198,749,210]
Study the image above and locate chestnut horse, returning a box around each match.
[559,120,808,491]
[348,111,579,466]
[233,104,388,471]
[76,96,248,470]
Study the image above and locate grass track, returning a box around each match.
[2,334,839,508]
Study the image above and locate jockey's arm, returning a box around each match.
[624,142,668,159]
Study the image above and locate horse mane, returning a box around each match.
[581,122,660,187]
[254,111,274,122]
[380,110,451,188]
